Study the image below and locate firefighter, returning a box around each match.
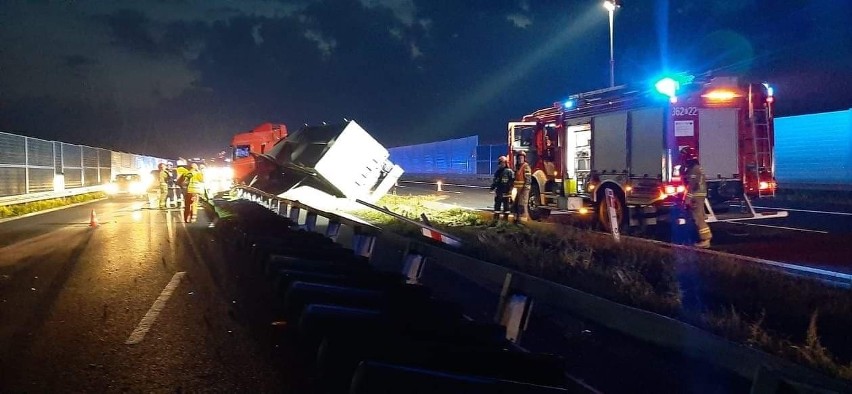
[681,146,712,248]
[180,163,204,223]
[489,156,514,222]
[513,150,532,223]
[157,163,170,209]
[165,162,178,204]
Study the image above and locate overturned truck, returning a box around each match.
[238,120,404,204]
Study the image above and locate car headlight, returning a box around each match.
[130,182,146,194]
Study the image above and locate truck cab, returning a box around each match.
[230,123,288,184]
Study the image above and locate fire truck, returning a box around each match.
[507,73,787,230]
[230,123,288,184]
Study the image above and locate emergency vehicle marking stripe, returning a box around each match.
[421,228,462,246]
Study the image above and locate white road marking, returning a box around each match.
[125,271,186,345]
[400,180,490,189]
[728,222,829,234]
[753,206,852,216]
[621,234,851,287]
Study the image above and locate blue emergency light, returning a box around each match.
[654,77,679,98]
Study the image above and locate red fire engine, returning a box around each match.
[230,123,288,184]
[507,73,787,229]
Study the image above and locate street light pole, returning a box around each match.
[603,0,619,87]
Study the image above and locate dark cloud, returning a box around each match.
[65,55,96,68]
[0,0,850,159]
[104,9,160,55]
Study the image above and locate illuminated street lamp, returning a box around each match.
[603,0,620,87]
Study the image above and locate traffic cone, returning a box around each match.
[89,210,99,228]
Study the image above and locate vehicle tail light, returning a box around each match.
[660,183,685,199]
[702,89,741,101]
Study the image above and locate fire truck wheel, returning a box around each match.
[596,186,626,232]
[528,183,543,220]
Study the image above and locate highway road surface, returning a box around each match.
[0,197,304,392]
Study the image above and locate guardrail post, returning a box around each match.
[494,273,513,324]
[325,220,341,242]
[401,248,427,285]
[288,206,301,225]
[305,211,318,232]
[352,226,376,259]
[501,293,533,343]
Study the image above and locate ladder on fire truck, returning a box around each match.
[748,84,775,198]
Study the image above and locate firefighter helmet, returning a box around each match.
[497,156,508,163]
[516,150,527,157]
[680,146,699,164]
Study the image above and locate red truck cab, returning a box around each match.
[230,123,287,184]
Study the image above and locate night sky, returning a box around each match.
[1,1,849,159]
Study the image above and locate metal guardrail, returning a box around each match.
[233,186,381,258]
[232,184,462,249]
[0,186,105,207]
[232,185,850,391]
[386,233,852,393]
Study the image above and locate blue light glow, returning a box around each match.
[655,77,679,98]
[563,99,576,109]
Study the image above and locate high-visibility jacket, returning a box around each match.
[513,162,531,189]
[158,169,170,186]
[684,164,707,199]
[185,170,204,194]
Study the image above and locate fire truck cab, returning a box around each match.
[508,74,787,230]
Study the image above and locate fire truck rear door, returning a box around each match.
[592,113,628,173]
[630,107,666,178]
[698,108,739,179]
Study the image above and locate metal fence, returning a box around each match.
[775,109,852,190]
[0,131,167,199]
[388,136,478,174]
[475,143,509,175]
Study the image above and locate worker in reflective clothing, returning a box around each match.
[157,163,170,209]
[180,163,204,223]
[512,150,532,223]
[489,156,514,222]
[681,146,712,248]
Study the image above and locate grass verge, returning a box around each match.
[352,195,852,381]
[0,192,106,219]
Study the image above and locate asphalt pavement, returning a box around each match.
[0,197,295,392]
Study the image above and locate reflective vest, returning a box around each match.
[158,169,170,186]
[186,170,204,194]
[514,162,531,189]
